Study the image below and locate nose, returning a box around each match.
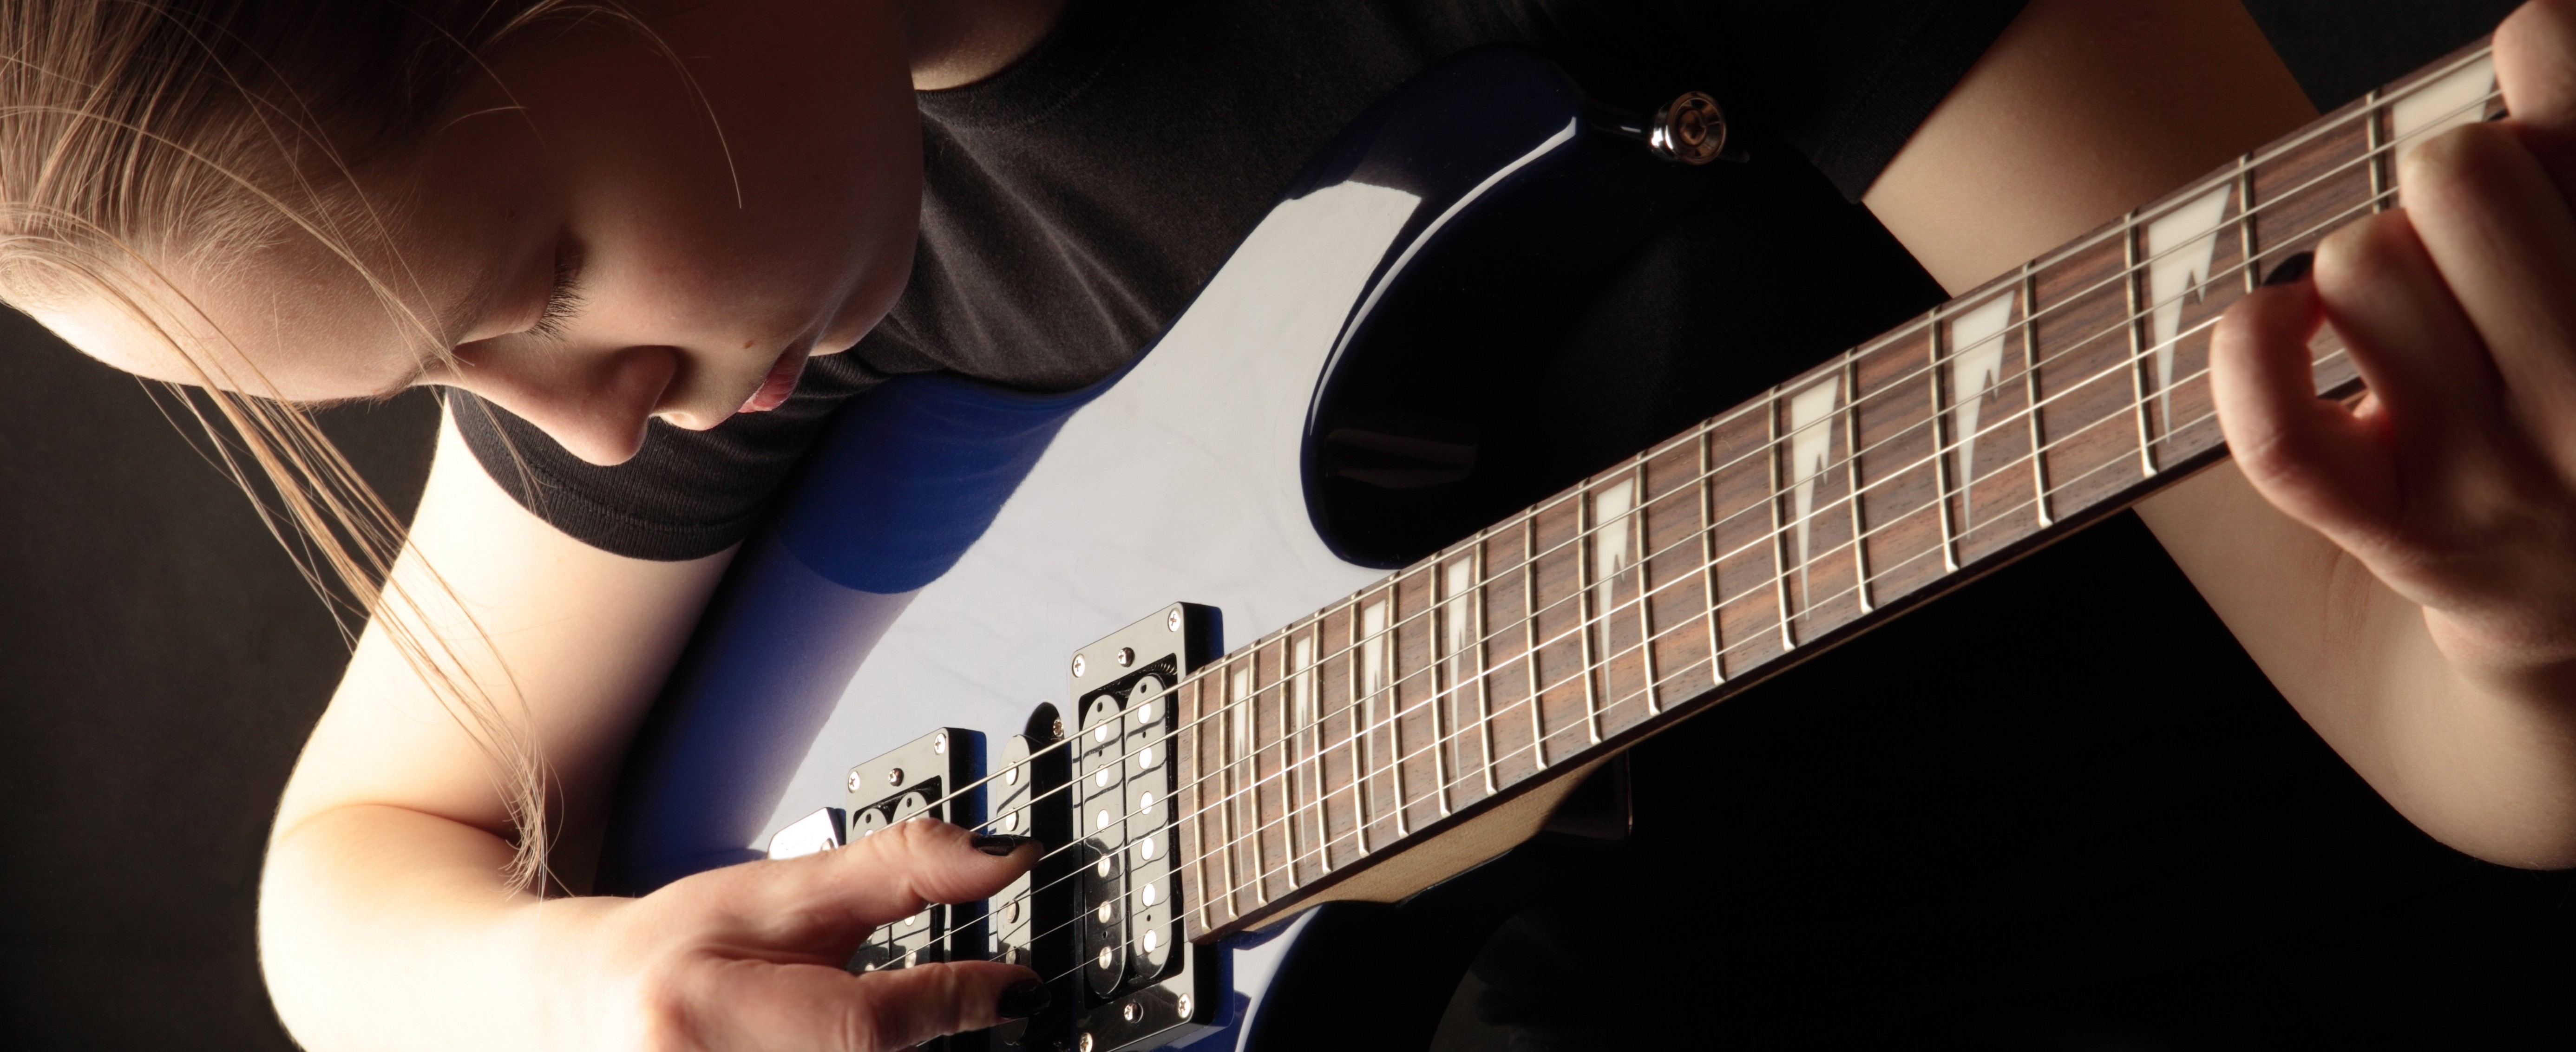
[445,344,682,466]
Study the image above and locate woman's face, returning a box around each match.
[41,0,922,465]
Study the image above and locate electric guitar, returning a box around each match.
[596,39,2504,1052]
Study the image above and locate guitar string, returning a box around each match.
[883,353,2277,962]
[1162,390,2253,921]
[862,145,2399,878]
[1193,78,2495,704]
[862,294,2310,956]
[921,411,2245,973]
[828,82,2483,947]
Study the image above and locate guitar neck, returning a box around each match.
[1171,39,2503,941]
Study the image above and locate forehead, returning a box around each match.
[37,229,445,402]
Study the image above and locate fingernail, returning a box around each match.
[2261,250,2314,287]
[996,978,1050,1019]
[970,834,1039,856]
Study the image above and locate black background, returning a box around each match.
[0,2,2540,1047]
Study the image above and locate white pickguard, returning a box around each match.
[761,183,1422,842]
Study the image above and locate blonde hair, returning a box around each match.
[0,0,618,891]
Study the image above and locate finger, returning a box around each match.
[2399,122,2576,460]
[2212,270,2401,545]
[699,957,1044,1052]
[2311,211,2505,451]
[715,819,1040,944]
[2497,0,2576,179]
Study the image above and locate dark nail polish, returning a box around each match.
[996,978,1050,1019]
[970,834,1039,856]
[2261,250,2314,287]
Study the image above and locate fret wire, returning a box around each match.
[1218,666,1241,917]
[1275,637,1301,889]
[968,315,2338,919]
[1185,227,2384,915]
[1766,386,1796,650]
[1302,626,1331,872]
[1431,556,1460,814]
[1187,676,1216,930]
[1139,88,2486,898]
[1347,601,1373,856]
[1841,353,1875,613]
[1186,83,2479,708]
[1697,422,1725,686]
[2020,263,2052,527]
[985,213,2379,884]
[1182,348,2347,906]
[2237,153,2259,294]
[1473,538,1498,796]
[1579,480,1605,746]
[1523,514,1548,769]
[1632,454,1665,714]
[1925,303,1962,573]
[1387,581,1413,837]
[2124,209,2159,477]
[2366,89,2389,211]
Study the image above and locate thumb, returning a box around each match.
[700,957,1045,1052]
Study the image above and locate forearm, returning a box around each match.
[258,804,623,1052]
[2142,467,2576,867]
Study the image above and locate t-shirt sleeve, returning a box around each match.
[1710,0,2030,200]
[449,347,889,562]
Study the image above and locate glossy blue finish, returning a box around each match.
[599,44,1700,1051]
[780,373,1105,595]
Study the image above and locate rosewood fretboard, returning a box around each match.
[1170,40,2505,941]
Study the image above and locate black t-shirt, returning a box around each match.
[456,0,2476,1029]
[452,0,2033,558]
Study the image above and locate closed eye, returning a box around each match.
[527,241,586,341]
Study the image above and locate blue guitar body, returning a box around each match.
[599,47,1718,1052]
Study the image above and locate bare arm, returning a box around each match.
[259,412,1041,1052]
[1866,0,2576,866]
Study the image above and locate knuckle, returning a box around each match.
[629,965,711,1052]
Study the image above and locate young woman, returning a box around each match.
[11,0,2576,1046]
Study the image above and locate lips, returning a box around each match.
[738,342,812,413]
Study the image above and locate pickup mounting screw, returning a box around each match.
[1178,993,1193,1018]
[932,732,947,754]
[1116,647,1134,667]
[846,771,863,791]
[1081,1033,1095,1052]
[1122,1002,1140,1023]
[1167,609,1183,632]
[1072,654,1087,677]
[1051,719,1067,739]
[887,768,904,786]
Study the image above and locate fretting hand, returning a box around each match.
[2210,0,2576,857]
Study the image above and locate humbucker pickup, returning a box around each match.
[761,603,1222,1052]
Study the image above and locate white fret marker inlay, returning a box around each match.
[1590,478,1636,600]
[1946,294,2015,520]
[2393,56,2497,152]
[1291,636,1316,729]
[1787,379,1841,592]
[1360,601,1389,696]
[2145,184,2234,435]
